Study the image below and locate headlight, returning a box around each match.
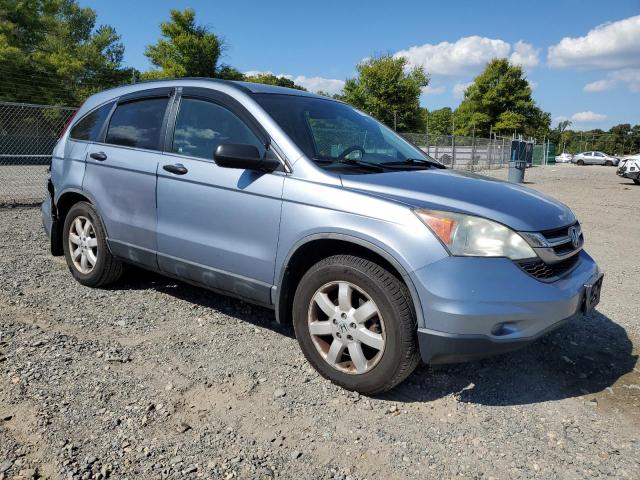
[414,209,536,260]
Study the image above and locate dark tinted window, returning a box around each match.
[70,102,113,141]
[105,97,169,150]
[172,98,264,160]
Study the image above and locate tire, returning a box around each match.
[634,179,640,185]
[605,160,613,166]
[292,255,419,394]
[62,201,123,287]
[577,160,585,165]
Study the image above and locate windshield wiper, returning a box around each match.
[315,158,387,172]
[380,158,445,169]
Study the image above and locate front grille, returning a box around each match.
[517,254,580,281]
[540,222,583,256]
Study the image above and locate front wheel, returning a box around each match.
[292,255,419,394]
[62,202,123,287]
[577,159,585,165]
[605,160,613,166]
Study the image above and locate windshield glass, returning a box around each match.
[253,93,438,170]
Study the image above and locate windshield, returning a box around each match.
[253,93,440,171]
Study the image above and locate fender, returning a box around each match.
[52,187,114,254]
[274,232,425,328]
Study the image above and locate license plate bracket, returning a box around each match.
[582,272,604,313]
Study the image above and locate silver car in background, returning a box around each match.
[572,151,619,166]
[555,152,573,163]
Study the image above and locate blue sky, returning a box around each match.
[83,0,640,130]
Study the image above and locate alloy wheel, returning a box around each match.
[307,281,386,374]
[68,216,98,274]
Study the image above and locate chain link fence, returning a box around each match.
[0,101,77,205]
[1,101,514,205]
[401,133,512,170]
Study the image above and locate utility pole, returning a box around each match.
[393,111,397,131]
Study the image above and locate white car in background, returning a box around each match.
[572,151,619,166]
[555,152,573,163]
[617,154,640,185]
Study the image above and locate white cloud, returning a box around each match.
[290,75,345,95]
[571,111,607,122]
[393,37,540,77]
[611,68,640,92]
[452,82,472,99]
[583,68,640,93]
[393,36,511,76]
[548,15,640,70]
[509,41,540,68]
[554,115,570,125]
[528,80,538,90]
[421,84,445,95]
[243,71,344,95]
[583,79,614,92]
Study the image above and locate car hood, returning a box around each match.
[340,169,575,232]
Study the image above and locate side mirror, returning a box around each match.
[214,143,281,172]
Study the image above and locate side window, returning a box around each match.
[105,97,169,150]
[70,102,113,141]
[172,97,265,160]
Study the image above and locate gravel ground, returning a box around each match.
[1,164,638,480]
[0,166,49,205]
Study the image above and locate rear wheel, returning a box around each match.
[62,202,123,287]
[292,255,419,394]
[577,159,585,165]
[605,160,613,166]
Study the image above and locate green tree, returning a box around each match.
[244,73,306,90]
[455,59,550,137]
[0,0,133,105]
[143,8,239,80]
[425,107,454,136]
[340,55,428,131]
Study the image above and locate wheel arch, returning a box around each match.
[274,234,424,328]
[51,188,104,256]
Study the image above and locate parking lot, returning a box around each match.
[0,165,638,479]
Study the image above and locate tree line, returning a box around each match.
[1,2,636,154]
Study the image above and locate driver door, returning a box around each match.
[156,88,285,305]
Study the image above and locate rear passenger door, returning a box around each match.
[83,88,174,268]
[156,87,285,305]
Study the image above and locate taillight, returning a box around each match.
[58,110,78,139]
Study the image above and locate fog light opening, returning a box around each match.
[491,322,518,337]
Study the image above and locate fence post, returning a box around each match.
[451,134,456,168]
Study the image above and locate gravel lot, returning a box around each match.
[0,166,49,205]
[1,165,638,479]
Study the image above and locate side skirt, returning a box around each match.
[108,239,274,310]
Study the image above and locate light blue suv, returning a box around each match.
[42,79,603,394]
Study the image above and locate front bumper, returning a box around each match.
[617,169,639,180]
[410,250,599,364]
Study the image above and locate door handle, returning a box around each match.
[163,163,188,175]
[90,151,107,161]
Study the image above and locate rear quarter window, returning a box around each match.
[105,97,169,150]
[69,102,114,141]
